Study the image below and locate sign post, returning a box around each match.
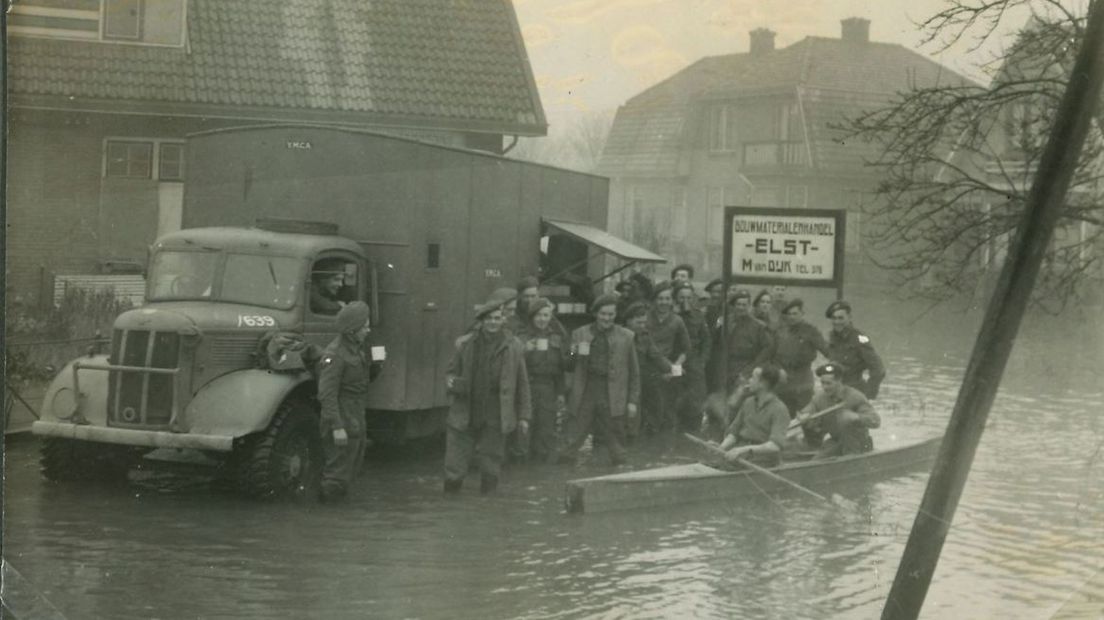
[719,207,846,391]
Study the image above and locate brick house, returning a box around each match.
[597,18,975,290]
[6,0,546,306]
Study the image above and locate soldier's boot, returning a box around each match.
[479,474,499,495]
[443,478,463,495]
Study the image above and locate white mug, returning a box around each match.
[370,346,387,361]
[536,338,549,351]
[577,341,591,356]
[671,364,683,377]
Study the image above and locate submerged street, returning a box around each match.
[4,316,1102,619]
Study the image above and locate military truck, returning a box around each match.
[32,125,664,497]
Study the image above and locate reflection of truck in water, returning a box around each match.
[32,125,663,497]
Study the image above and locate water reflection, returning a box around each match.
[4,345,1103,619]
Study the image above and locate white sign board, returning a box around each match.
[727,209,845,287]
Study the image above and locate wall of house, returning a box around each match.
[6,108,490,307]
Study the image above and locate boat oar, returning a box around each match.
[683,433,854,509]
[786,402,845,434]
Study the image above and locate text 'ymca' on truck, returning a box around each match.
[32,124,665,498]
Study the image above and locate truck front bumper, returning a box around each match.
[31,421,234,452]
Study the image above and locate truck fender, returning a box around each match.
[186,369,315,437]
[39,354,112,426]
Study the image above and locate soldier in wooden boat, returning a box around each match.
[800,363,881,457]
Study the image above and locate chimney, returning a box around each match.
[749,28,776,56]
[841,17,870,44]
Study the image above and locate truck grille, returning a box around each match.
[107,329,181,428]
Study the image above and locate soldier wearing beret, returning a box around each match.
[317,301,381,502]
[559,294,640,466]
[517,297,569,464]
[771,298,830,417]
[825,300,886,400]
[444,296,532,494]
[799,363,881,457]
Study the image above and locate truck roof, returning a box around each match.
[155,226,365,258]
[187,123,610,181]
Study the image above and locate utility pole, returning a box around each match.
[883,2,1104,618]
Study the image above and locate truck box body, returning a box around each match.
[182,125,612,416]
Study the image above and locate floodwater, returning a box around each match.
[3,314,1103,619]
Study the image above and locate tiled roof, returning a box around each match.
[599,36,976,176]
[7,0,547,135]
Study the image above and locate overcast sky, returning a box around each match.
[513,0,1039,129]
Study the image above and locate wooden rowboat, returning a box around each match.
[564,435,943,514]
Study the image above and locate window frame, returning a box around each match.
[103,138,185,181]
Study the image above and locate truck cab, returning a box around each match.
[33,219,375,498]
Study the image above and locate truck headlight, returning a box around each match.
[51,387,78,420]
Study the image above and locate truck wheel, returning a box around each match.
[40,437,133,483]
[234,398,322,500]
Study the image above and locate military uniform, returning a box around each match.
[317,334,372,500]
[771,320,829,416]
[828,326,886,399]
[518,323,568,463]
[800,383,880,456]
[311,288,344,315]
[444,327,531,494]
[677,307,711,431]
[714,314,773,391]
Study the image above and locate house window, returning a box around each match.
[158,142,185,181]
[708,105,738,152]
[671,186,687,241]
[106,140,153,178]
[105,139,185,180]
[707,187,724,243]
[103,0,142,40]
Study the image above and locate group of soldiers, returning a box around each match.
[311,263,887,501]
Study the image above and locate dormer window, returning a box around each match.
[8,0,186,47]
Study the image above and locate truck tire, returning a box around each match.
[233,397,322,500]
[40,437,133,483]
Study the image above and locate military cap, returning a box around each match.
[825,300,853,319]
[336,301,371,333]
[590,293,619,314]
[815,363,843,378]
[476,296,507,319]
[705,278,724,293]
[732,288,752,302]
[526,296,554,318]
[651,280,673,300]
[781,297,804,314]
[614,280,634,294]
[622,301,650,321]
[516,276,540,292]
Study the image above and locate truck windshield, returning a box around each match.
[148,251,219,301]
[221,254,302,309]
[148,251,303,310]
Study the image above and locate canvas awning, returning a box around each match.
[542,219,665,263]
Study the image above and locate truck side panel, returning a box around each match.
[183,126,610,415]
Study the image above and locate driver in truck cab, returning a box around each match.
[311,259,348,315]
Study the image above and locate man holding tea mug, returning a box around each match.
[558,294,640,466]
[317,301,383,502]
